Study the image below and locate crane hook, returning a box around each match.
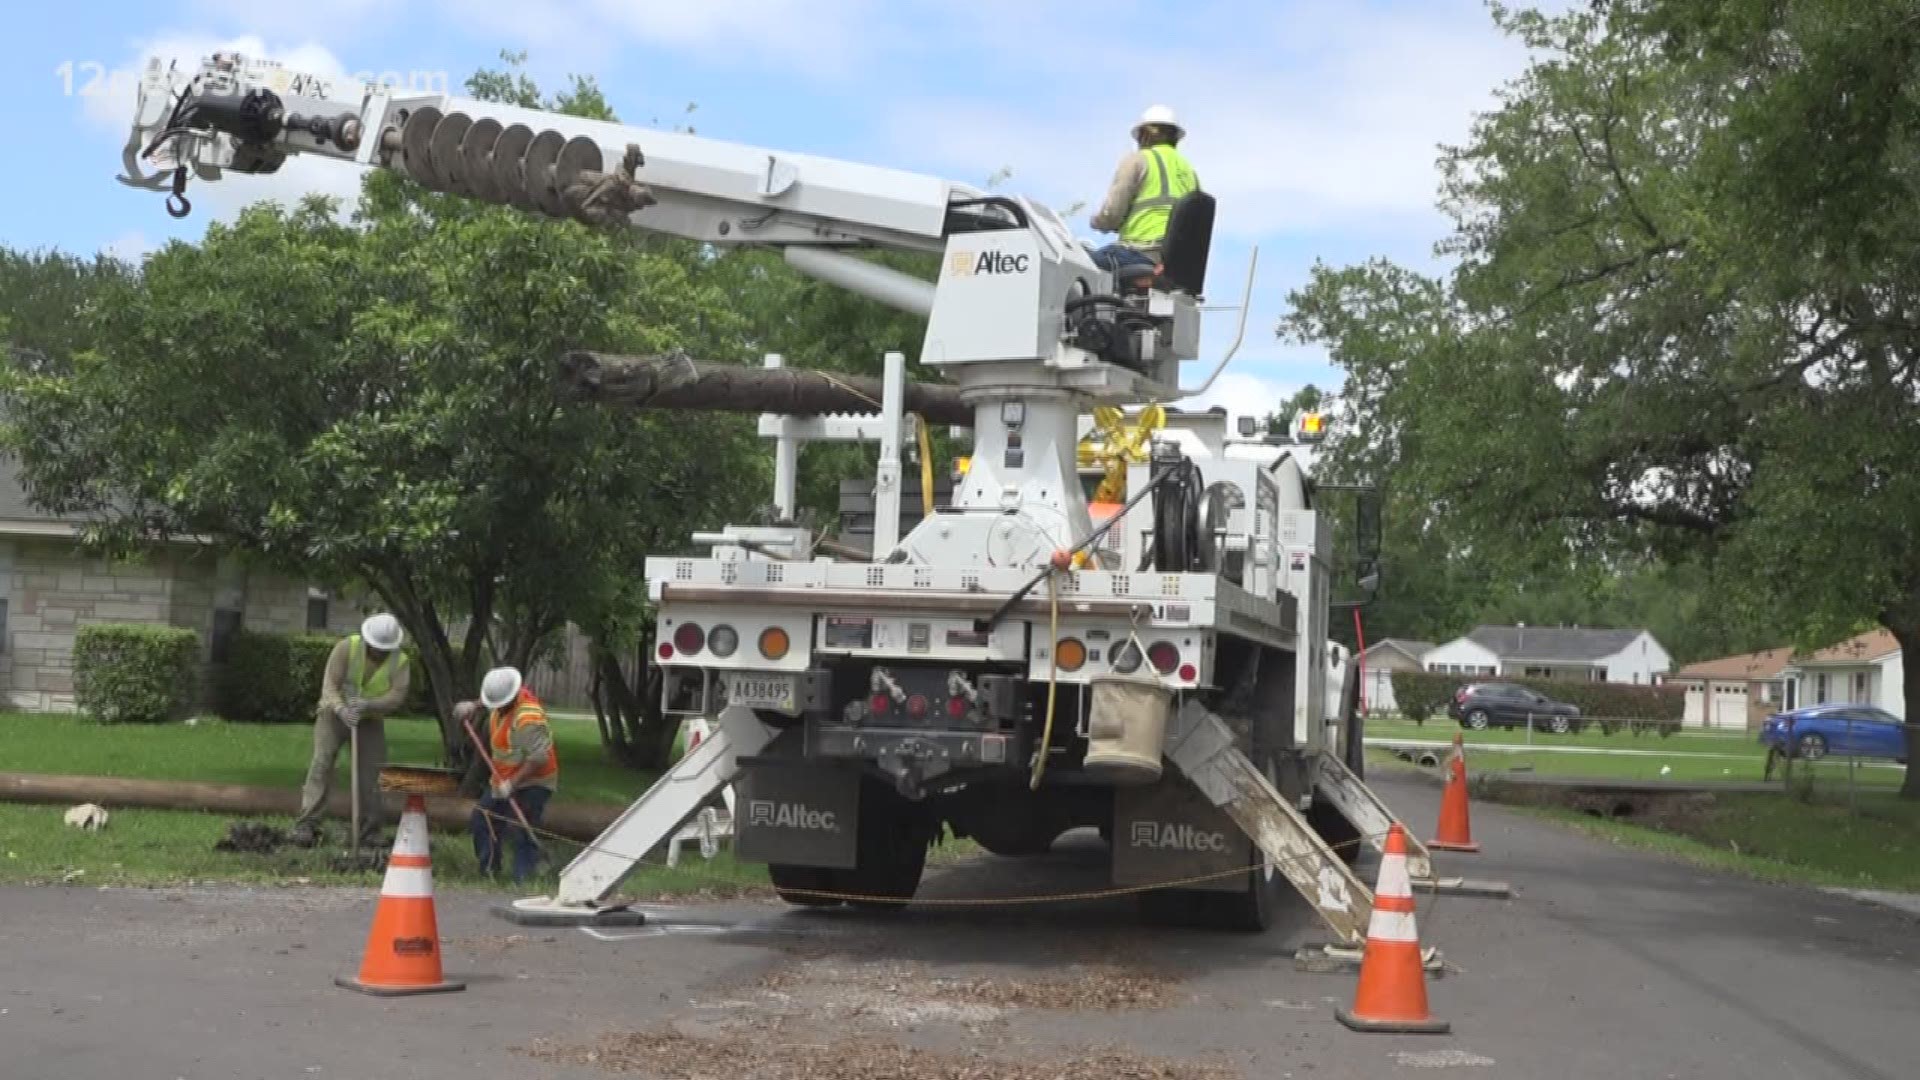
[166,167,192,219]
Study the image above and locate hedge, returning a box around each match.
[213,630,341,723]
[73,624,201,724]
[1389,669,1684,732]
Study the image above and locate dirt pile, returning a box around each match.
[523,1023,1237,1080]
[213,822,288,854]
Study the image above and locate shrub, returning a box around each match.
[73,624,200,723]
[214,630,339,723]
[1389,669,1684,726]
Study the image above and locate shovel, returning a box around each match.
[462,713,547,868]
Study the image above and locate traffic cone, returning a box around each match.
[335,794,465,996]
[1431,735,1480,853]
[1337,823,1450,1034]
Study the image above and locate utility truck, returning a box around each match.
[119,53,1431,940]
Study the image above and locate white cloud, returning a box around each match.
[101,230,157,262]
[80,33,372,224]
[183,0,389,40]
[1184,369,1299,426]
[876,3,1542,241]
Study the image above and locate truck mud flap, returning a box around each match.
[734,751,861,871]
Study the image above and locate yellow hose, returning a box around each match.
[911,412,935,517]
[1030,568,1060,790]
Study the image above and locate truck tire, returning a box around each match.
[1308,799,1363,868]
[840,777,933,911]
[768,864,843,907]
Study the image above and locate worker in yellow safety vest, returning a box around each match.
[290,613,412,849]
[1088,105,1201,277]
[454,667,560,884]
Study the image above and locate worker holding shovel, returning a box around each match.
[289,614,411,850]
[454,667,559,885]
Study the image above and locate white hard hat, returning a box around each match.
[1132,104,1184,140]
[480,666,524,709]
[360,613,404,652]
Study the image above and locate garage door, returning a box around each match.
[1710,683,1749,730]
[1684,687,1706,728]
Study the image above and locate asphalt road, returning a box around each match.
[1,773,1914,1079]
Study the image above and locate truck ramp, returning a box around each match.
[499,704,776,926]
[1163,700,1375,946]
[1312,752,1434,881]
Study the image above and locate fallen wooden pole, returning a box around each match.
[0,771,622,843]
[557,349,974,427]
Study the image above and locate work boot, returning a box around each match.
[288,822,319,848]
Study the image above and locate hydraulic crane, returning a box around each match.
[119,52,1437,939]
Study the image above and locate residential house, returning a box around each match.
[1423,624,1671,685]
[1355,638,1432,713]
[0,455,369,712]
[1666,647,1792,731]
[1779,629,1905,720]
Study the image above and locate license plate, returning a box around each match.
[727,673,797,712]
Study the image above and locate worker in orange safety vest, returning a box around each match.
[453,666,559,884]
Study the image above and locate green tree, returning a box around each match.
[1284,2,1920,795]
[0,61,760,768]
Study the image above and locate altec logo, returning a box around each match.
[1129,821,1228,852]
[948,250,1032,276]
[748,799,840,832]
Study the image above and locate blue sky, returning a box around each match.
[4,0,1551,423]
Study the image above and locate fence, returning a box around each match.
[521,624,644,713]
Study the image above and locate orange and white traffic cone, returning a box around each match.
[1337,822,1450,1034]
[1431,734,1480,853]
[335,794,465,996]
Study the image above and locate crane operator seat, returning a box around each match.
[1112,190,1215,298]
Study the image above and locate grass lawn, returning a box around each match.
[1531,791,1920,893]
[1365,742,1919,892]
[1367,715,1754,757]
[0,711,652,808]
[0,711,982,892]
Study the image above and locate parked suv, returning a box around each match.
[1448,682,1583,733]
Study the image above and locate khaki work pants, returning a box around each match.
[292,707,386,844]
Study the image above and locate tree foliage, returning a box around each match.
[1285,1,1920,795]
[1,56,763,766]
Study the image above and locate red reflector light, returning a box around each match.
[946,696,968,718]
[1178,663,1197,682]
[657,642,674,660]
[673,623,705,654]
[869,694,892,715]
[908,694,929,718]
[1147,642,1179,674]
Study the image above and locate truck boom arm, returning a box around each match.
[117,53,1062,315]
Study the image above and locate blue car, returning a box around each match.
[1760,704,1910,763]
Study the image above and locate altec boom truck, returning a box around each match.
[120,53,1433,939]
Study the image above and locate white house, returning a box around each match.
[1355,638,1432,713]
[1424,624,1671,685]
[1779,629,1905,719]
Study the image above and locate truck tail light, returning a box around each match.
[1111,641,1143,673]
[907,694,929,718]
[759,626,791,660]
[1147,641,1179,675]
[673,623,704,654]
[1055,637,1087,672]
[868,693,892,716]
[708,624,739,658]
